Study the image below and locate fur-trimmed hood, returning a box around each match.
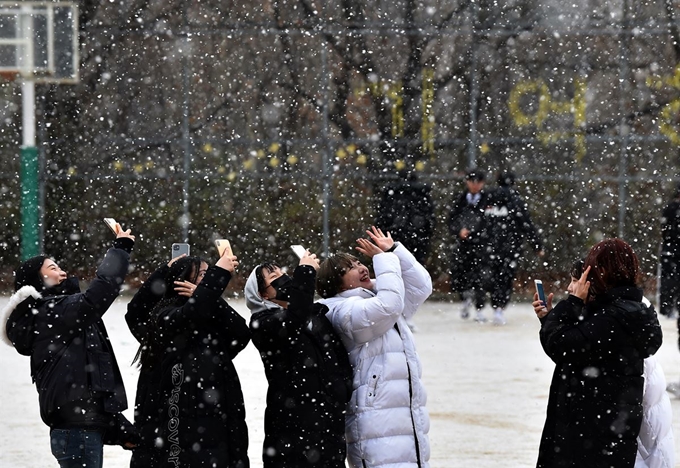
[2,286,42,353]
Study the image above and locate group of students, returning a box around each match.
[1,216,676,468]
[2,224,432,468]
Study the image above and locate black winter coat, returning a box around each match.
[249,265,352,468]
[537,288,663,468]
[127,265,251,468]
[484,186,543,258]
[447,190,490,291]
[3,244,137,445]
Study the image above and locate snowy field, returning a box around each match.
[1,296,679,468]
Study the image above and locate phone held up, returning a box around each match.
[103,218,119,236]
[534,279,546,305]
[291,245,306,259]
[215,239,232,257]
[172,243,190,259]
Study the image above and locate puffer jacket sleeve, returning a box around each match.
[392,243,432,319]
[46,245,131,336]
[339,252,405,345]
[635,356,675,468]
[161,265,251,358]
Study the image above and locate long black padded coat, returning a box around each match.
[127,264,251,468]
[244,264,352,468]
[537,287,663,468]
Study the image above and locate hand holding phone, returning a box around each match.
[103,218,119,236]
[215,239,232,257]
[534,279,546,305]
[172,243,190,259]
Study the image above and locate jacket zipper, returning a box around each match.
[395,323,422,467]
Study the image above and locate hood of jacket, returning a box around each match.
[591,286,662,358]
[244,266,284,315]
[2,285,43,354]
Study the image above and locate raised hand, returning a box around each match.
[356,237,383,258]
[532,291,554,318]
[216,253,239,273]
[174,280,196,297]
[299,251,320,270]
[116,225,136,241]
[366,226,395,252]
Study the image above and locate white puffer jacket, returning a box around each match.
[321,243,432,468]
[635,355,675,468]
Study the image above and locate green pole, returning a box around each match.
[20,145,39,260]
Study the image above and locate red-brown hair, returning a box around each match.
[584,238,640,297]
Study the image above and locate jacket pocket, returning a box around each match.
[365,372,381,407]
[88,351,115,392]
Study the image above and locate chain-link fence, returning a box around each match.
[1,0,679,296]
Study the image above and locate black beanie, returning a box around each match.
[14,255,48,292]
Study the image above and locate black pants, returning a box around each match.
[487,256,518,309]
[451,241,490,310]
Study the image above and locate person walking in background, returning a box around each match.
[659,182,680,318]
[2,223,139,468]
[448,168,490,322]
[316,226,432,468]
[659,182,680,398]
[243,250,352,467]
[534,259,674,468]
[484,171,544,325]
[376,169,435,265]
[126,251,251,468]
[531,239,663,467]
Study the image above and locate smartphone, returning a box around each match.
[291,245,306,259]
[534,279,546,304]
[215,239,232,257]
[172,243,190,259]
[103,218,119,236]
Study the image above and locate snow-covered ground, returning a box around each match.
[1,297,679,467]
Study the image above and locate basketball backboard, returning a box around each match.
[0,1,78,83]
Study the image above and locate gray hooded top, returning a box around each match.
[244,267,284,315]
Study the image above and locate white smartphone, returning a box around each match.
[291,245,306,259]
[215,239,232,257]
[172,243,190,259]
[103,218,119,236]
[535,279,546,304]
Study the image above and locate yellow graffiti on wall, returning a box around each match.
[421,68,435,157]
[508,78,587,162]
[647,64,680,145]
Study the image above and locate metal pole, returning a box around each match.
[19,5,39,260]
[321,41,331,257]
[617,0,630,238]
[20,79,39,260]
[467,1,479,169]
[181,3,191,242]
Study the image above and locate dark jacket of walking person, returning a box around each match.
[376,171,435,265]
[244,253,353,468]
[2,231,139,468]
[659,183,680,318]
[484,172,544,320]
[448,169,490,315]
[536,239,663,468]
[126,254,251,468]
